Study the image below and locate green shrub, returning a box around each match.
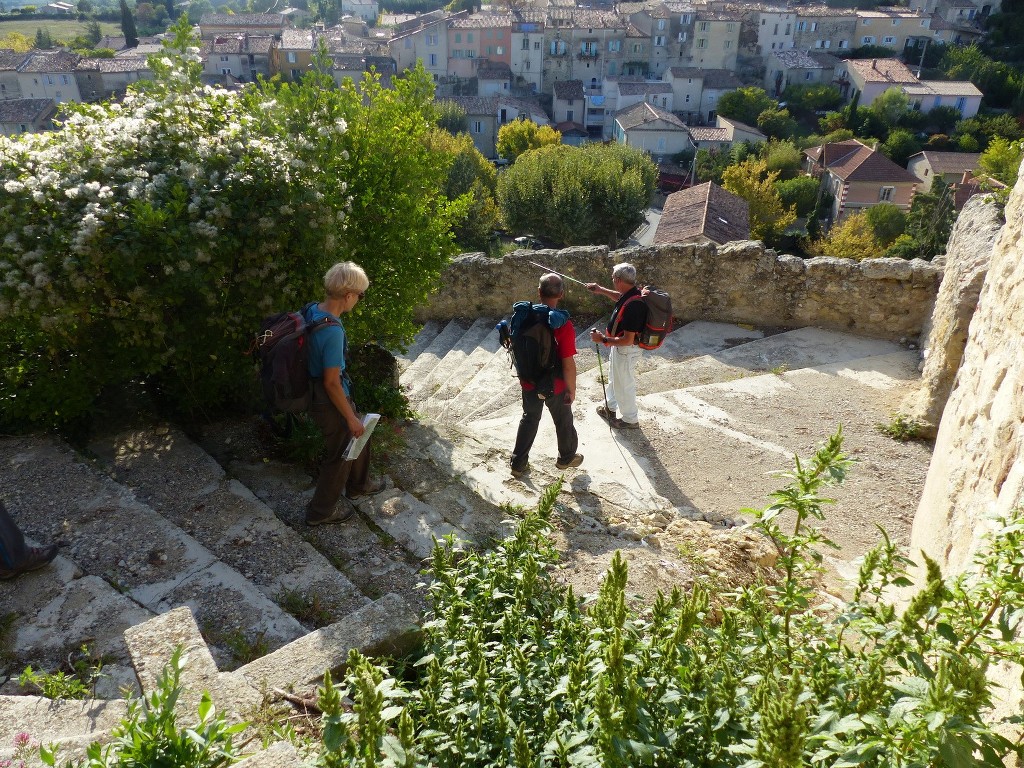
[316,431,1024,767]
[0,20,462,432]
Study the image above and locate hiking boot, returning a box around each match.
[510,463,530,478]
[609,417,640,430]
[596,405,615,421]
[0,544,58,581]
[348,477,386,498]
[555,454,584,470]
[305,500,356,526]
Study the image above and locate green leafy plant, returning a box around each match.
[19,645,105,699]
[877,413,926,441]
[278,589,336,629]
[41,646,245,767]
[200,625,270,671]
[315,430,1024,767]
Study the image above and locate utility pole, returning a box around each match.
[915,37,929,78]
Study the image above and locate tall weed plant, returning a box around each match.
[318,431,1024,767]
[0,21,463,431]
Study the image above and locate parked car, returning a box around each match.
[513,235,541,249]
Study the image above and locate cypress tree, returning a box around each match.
[120,0,139,47]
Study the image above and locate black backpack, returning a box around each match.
[250,302,339,416]
[497,301,564,399]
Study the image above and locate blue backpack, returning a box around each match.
[497,302,569,399]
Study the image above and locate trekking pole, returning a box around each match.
[527,260,589,287]
[594,337,610,415]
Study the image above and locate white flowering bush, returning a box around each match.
[0,21,462,430]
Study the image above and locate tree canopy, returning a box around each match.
[497,142,656,247]
[716,87,775,128]
[818,212,881,261]
[496,119,562,162]
[721,156,796,246]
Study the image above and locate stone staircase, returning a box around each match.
[0,316,933,762]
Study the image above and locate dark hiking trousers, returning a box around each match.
[0,501,27,570]
[511,389,578,470]
[307,380,371,519]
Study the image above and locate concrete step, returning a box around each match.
[395,319,442,371]
[88,426,371,629]
[0,552,152,697]
[407,317,497,403]
[400,319,473,400]
[0,696,128,765]
[0,436,306,664]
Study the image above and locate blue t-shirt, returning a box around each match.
[305,304,350,396]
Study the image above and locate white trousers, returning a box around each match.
[606,345,641,424]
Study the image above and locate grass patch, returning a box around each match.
[876,413,926,442]
[201,624,270,670]
[0,19,121,39]
[277,589,335,628]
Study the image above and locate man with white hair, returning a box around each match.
[587,262,645,429]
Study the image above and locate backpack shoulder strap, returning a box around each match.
[610,294,644,338]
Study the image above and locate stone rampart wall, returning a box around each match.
[418,241,942,341]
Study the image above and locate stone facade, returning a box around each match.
[419,242,942,342]
[902,195,1003,437]
[910,170,1023,725]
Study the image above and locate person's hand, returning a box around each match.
[586,282,599,293]
[347,415,366,438]
[564,388,576,405]
[590,329,603,343]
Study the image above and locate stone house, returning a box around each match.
[902,80,982,119]
[477,62,512,96]
[613,100,692,158]
[907,150,981,186]
[756,7,796,55]
[552,78,586,126]
[199,13,292,39]
[804,138,919,222]
[686,114,767,151]
[75,57,151,102]
[614,79,673,112]
[389,11,464,83]
[445,95,549,158]
[764,49,837,96]
[509,11,545,95]
[690,11,741,71]
[542,9,627,94]
[15,51,82,104]
[200,34,277,82]
[0,97,56,136]
[653,181,750,245]
[341,0,379,24]
[854,9,933,51]
[836,58,918,106]
[0,50,25,101]
[792,6,857,53]
[447,14,513,79]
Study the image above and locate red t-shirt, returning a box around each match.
[522,320,576,395]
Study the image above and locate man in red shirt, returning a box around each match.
[510,274,583,477]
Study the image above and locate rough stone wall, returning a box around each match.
[910,175,1024,722]
[419,241,942,341]
[902,195,1004,437]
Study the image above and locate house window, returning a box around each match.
[534,41,541,50]
[883,36,896,44]
[657,137,666,151]
[46,75,54,84]
[685,93,690,102]
[467,33,474,43]
[839,39,848,48]
[696,38,707,48]
[633,43,643,52]
[427,34,438,45]
[811,21,817,30]
[724,40,732,48]
[429,54,438,66]
[221,68,231,74]
[609,39,621,51]
[698,21,709,31]
[657,18,665,29]
[486,29,493,38]
[220,56,229,62]
[455,33,461,42]
[680,14,690,23]
[287,51,297,63]
[522,37,529,49]
[727,22,735,32]
[566,109,574,121]
[486,46,493,54]
[862,35,875,44]
[796,21,806,30]
[892,17,900,24]
[496,46,503,54]
[497,30,503,39]
[879,186,894,201]
[471,120,483,133]
[291,68,300,78]
[955,96,966,111]
[61,75,69,84]
[655,35,665,46]
[785,23,791,33]
[678,31,687,42]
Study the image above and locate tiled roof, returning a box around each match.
[809,52,840,67]
[856,9,926,18]
[906,79,982,97]
[281,28,314,48]
[687,126,729,141]
[719,116,766,139]
[449,13,511,28]
[200,13,288,26]
[570,9,625,27]
[554,120,588,135]
[928,14,957,30]
[655,181,750,245]
[0,49,26,70]
[16,50,81,73]
[617,81,672,95]
[807,139,918,183]
[0,97,54,122]
[912,151,981,175]
[117,43,163,56]
[844,58,918,84]
[794,5,857,17]
[770,49,827,69]
[661,1,698,11]
[668,66,704,78]
[615,100,685,131]
[701,68,743,89]
[78,56,149,72]
[445,94,547,118]
[553,79,584,99]
[615,2,649,15]
[202,34,276,54]
[478,62,512,80]
[697,10,743,21]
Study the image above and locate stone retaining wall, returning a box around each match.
[418,242,942,342]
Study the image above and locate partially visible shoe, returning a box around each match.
[510,463,530,478]
[555,454,584,470]
[609,417,640,430]
[596,405,615,421]
[0,544,58,580]
[305,500,356,526]
[348,477,386,498]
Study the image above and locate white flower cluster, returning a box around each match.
[0,51,354,331]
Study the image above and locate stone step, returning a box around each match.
[400,319,473,397]
[0,436,306,663]
[406,317,498,402]
[0,552,152,697]
[189,419,424,609]
[88,426,370,630]
[395,319,442,371]
[0,696,129,765]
